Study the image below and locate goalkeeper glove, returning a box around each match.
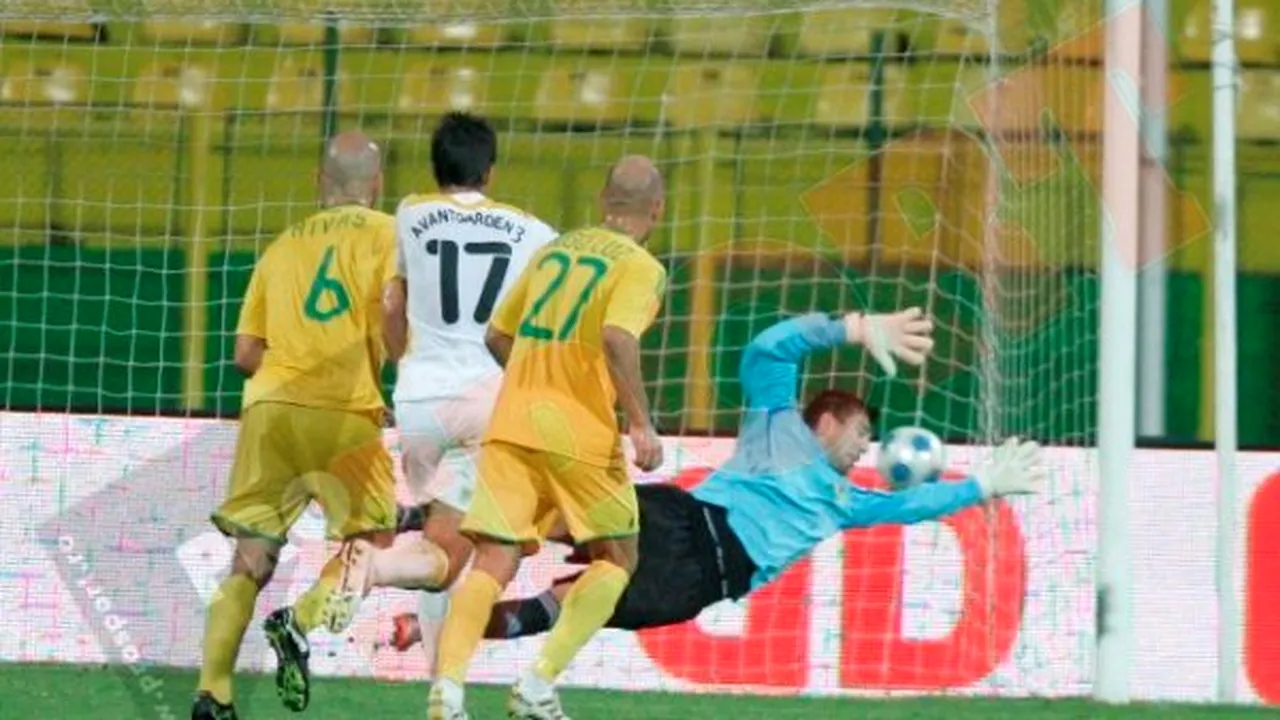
[843,307,935,377]
[973,437,1047,498]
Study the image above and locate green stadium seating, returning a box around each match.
[265,58,354,112]
[1,0,101,43]
[399,0,504,48]
[925,0,1037,57]
[395,63,487,130]
[534,66,627,126]
[1,60,87,107]
[1239,70,1280,141]
[132,61,217,111]
[812,63,869,129]
[404,22,505,49]
[274,17,377,46]
[0,60,71,230]
[549,12,650,52]
[2,20,101,42]
[663,64,759,128]
[666,15,773,57]
[141,19,247,46]
[402,0,506,49]
[0,60,89,132]
[794,8,905,58]
[1179,0,1277,65]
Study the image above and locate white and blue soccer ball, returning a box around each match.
[876,426,946,489]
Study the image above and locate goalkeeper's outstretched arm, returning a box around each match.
[739,307,934,410]
[739,314,849,412]
[838,437,1048,529]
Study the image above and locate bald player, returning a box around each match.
[193,131,450,720]
[429,156,668,720]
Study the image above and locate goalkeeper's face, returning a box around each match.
[816,410,873,474]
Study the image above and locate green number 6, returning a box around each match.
[518,250,609,341]
[304,245,352,322]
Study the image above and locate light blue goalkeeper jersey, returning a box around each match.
[690,313,985,590]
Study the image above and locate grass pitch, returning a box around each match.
[1,663,1272,719]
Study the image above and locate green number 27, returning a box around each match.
[303,245,352,322]
[518,250,608,341]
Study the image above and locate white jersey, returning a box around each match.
[394,191,556,403]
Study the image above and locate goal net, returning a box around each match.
[0,0,1098,708]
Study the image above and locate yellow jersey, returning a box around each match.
[485,226,667,467]
[236,204,397,415]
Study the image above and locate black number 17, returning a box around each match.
[425,239,512,325]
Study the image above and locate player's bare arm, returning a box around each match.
[233,335,265,377]
[597,156,668,473]
[602,325,659,471]
[484,324,515,367]
[381,277,409,362]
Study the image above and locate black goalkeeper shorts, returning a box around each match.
[581,483,757,631]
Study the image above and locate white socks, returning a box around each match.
[517,665,555,700]
[419,589,451,677]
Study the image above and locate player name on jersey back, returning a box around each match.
[394,192,557,403]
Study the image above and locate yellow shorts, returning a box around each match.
[462,440,638,545]
[213,401,397,543]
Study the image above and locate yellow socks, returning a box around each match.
[534,560,629,681]
[436,571,502,685]
[293,554,343,634]
[197,574,259,704]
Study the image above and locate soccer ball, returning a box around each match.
[876,426,945,489]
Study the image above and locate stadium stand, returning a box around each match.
[1178,0,1276,65]
[666,15,773,57]
[663,64,759,128]
[534,66,627,126]
[141,19,246,46]
[1239,69,1280,141]
[396,63,487,121]
[549,14,650,52]
[0,0,1277,439]
[794,8,914,58]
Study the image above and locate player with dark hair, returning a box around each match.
[337,110,560,675]
[428,110,499,189]
[386,310,1046,651]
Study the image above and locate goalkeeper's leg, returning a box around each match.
[391,580,571,649]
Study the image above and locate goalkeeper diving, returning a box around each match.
[385,309,1046,646]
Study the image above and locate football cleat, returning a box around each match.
[264,607,312,712]
[190,692,238,720]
